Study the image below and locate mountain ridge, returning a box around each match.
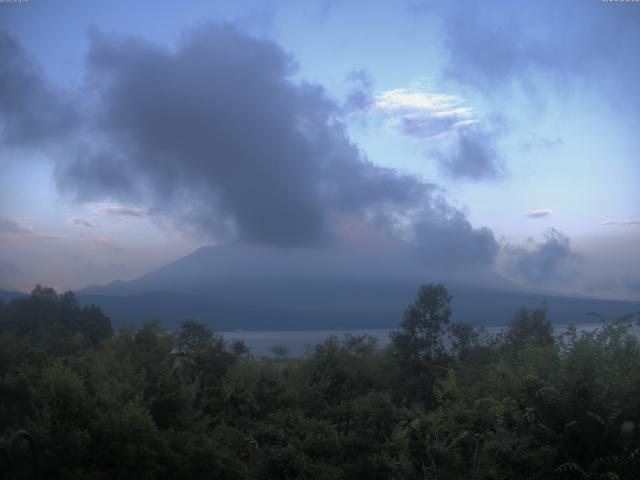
[73,243,640,329]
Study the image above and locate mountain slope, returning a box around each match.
[0,289,27,303]
[76,243,640,329]
[76,286,640,331]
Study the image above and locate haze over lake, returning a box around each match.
[223,323,640,357]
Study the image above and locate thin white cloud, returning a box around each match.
[0,217,32,235]
[21,234,60,241]
[524,209,553,218]
[372,88,477,139]
[0,217,60,241]
[67,216,96,228]
[376,90,463,111]
[86,202,147,218]
[600,219,640,226]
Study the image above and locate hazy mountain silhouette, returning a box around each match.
[0,289,27,303]
[75,243,640,329]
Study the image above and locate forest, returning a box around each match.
[1,284,639,479]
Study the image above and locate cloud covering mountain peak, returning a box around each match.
[2,23,498,268]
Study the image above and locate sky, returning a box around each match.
[0,0,638,299]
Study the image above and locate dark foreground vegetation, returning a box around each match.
[1,285,640,479]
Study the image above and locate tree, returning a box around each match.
[390,283,453,405]
[0,286,112,353]
[447,321,479,360]
[506,306,554,349]
[270,344,290,359]
[176,320,235,406]
[391,284,452,363]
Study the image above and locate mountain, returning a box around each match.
[0,289,27,303]
[75,243,640,330]
[78,242,519,298]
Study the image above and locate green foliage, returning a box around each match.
[1,283,639,479]
[507,306,555,349]
[390,283,453,405]
[0,285,112,354]
[392,284,453,362]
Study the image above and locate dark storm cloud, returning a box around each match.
[431,0,640,109]
[52,23,498,265]
[412,201,498,268]
[3,25,498,268]
[0,32,77,147]
[55,23,433,246]
[434,127,503,181]
[506,229,579,285]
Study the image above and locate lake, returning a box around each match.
[220,322,637,357]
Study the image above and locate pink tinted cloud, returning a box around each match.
[600,219,640,226]
[67,216,96,228]
[524,209,552,218]
[94,236,114,246]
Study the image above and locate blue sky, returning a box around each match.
[0,0,638,299]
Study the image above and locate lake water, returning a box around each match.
[220,322,636,357]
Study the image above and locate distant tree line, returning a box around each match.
[1,284,639,479]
